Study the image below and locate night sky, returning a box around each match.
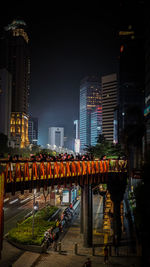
[0,2,122,147]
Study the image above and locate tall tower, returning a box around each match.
[74,120,80,153]
[79,76,101,152]
[0,69,12,139]
[117,2,144,144]
[28,117,38,145]
[48,127,64,148]
[1,19,30,148]
[101,73,118,143]
[91,106,102,146]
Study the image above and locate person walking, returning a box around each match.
[82,257,92,267]
[104,244,109,264]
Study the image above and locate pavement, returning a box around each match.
[0,199,142,267]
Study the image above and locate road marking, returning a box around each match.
[20,197,31,203]
[4,198,9,203]
[9,199,19,204]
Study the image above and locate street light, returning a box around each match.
[32,189,37,238]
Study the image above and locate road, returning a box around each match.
[3,190,48,234]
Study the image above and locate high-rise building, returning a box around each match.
[117,2,145,169]
[79,76,101,152]
[0,19,30,148]
[48,127,64,147]
[117,2,145,142]
[0,69,12,139]
[74,119,80,153]
[91,106,102,146]
[144,7,150,152]
[28,117,38,145]
[101,73,118,143]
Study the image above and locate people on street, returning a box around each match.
[83,257,92,267]
[104,244,109,264]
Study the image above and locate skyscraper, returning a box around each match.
[91,106,102,146]
[145,6,150,152]
[79,76,101,152]
[0,69,12,139]
[74,120,80,153]
[0,19,30,148]
[28,117,38,145]
[117,2,144,144]
[48,127,64,147]
[101,73,118,143]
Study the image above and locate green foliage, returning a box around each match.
[8,206,58,245]
[7,147,31,158]
[35,148,55,157]
[85,134,125,159]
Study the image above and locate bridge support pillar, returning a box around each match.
[107,173,127,244]
[83,184,93,247]
[80,186,84,234]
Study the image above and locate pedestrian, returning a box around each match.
[69,202,73,209]
[82,257,92,267]
[113,235,119,256]
[104,244,109,264]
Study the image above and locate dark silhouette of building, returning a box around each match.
[101,73,118,143]
[28,117,38,145]
[144,6,150,156]
[117,1,145,169]
[0,19,30,148]
[0,68,12,140]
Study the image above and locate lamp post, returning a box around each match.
[32,189,36,238]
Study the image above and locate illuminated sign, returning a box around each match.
[62,190,69,203]
[144,105,150,116]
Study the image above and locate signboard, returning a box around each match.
[62,190,69,203]
[71,190,75,202]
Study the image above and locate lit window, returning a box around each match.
[16,119,21,124]
[11,119,15,124]
[11,127,15,133]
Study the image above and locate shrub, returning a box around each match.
[8,206,58,246]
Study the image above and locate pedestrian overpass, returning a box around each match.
[0,159,128,257]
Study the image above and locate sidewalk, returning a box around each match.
[0,199,142,267]
[32,203,142,267]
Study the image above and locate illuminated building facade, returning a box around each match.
[79,76,101,151]
[102,73,118,143]
[0,20,30,147]
[10,112,29,148]
[91,106,102,146]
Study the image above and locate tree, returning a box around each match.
[85,134,125,159]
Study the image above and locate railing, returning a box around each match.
[0,159,127,258]
[0,159,127,184]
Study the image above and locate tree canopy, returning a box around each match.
[84,134,125,159]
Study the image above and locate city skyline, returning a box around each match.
[0,2,120,147]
